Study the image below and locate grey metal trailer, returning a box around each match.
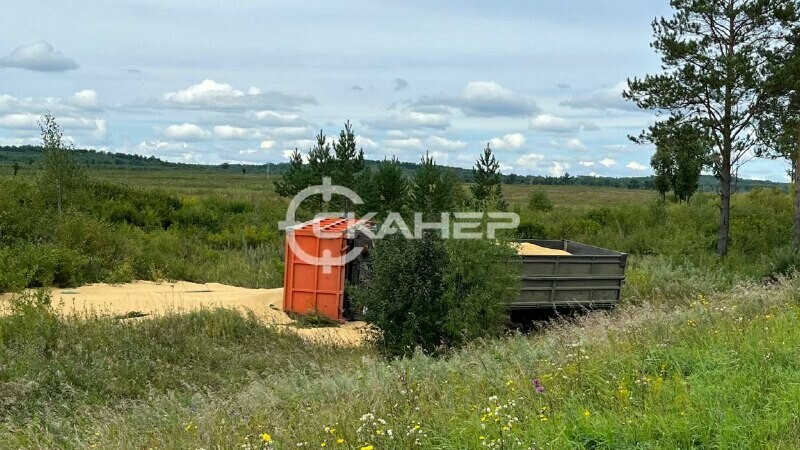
[514,239,628,310]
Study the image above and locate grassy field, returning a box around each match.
[2,165,799,448]
[504,184,656,209]
[3,277,799,448]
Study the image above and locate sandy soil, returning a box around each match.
[0,281,367,346]
[514,242,571,256]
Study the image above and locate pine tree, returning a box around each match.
[470,143,506,211]
[410,152,458,222]
[357,157,409,219]
[275,149,310,197]
[624,0,797,255]
[307,130,334,184]
[332,120,365,212]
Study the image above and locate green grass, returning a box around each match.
[2,165,799,448]
[504,184,656,209]
[3,277,800,448]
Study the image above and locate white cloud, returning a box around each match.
[515,153,545,169]
[253,110,306,126]
[291,139,317,149]
[528,114,597,133]
[363,111,450,130]
[67,89,100,109]
[0,113,39,129]
[160,123,211,141]
[213,125,259,140]
[93,119,107,140]
[579,161,595,167]
[281,149,308,161]
[626,161,648,171]
[561,81,637,111]
[162,79,315,111]
[598,158,616,168]
[489,133,526,150]
[413,81,539,117]
[549,162,570,177]
[564,138,587,151]
[384,137,424,150]
[269,126,314,138]
[259,140,275,149]
[426,136,466,151]
[0,137,39,146]
[119,140,192,160]
[355,135,379,149]
[0,41,79,72]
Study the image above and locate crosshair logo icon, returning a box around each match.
[279,177,367,273]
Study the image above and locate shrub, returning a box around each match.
[516,221,546,239]
[354,232,519,358]
[527,189,553,212]
[761,245,800,281]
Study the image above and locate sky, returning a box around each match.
[0,0,790,181]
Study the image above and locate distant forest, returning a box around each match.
[0,144,788,193]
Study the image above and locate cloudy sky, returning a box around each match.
[0,0,789,180]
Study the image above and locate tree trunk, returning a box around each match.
[794,125,800,250]
[717,148,732,256]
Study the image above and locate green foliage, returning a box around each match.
[409,152,459,221]
[354,232,518,358]
[331,120,365,194]
[643,116,709,202]
[357,157,409,219]
[274,148,309,198]
[38,114,85,215]
[0,174,286,292]
[274,123,365,213]
[470,143,507,211]
[0,305,364,421]
[6,274,800,448]
[624,0,798,255]
[526,188,553,212]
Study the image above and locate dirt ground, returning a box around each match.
[0,281,367,345]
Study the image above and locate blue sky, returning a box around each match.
[0,0,789,181]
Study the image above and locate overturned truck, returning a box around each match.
[282,218,628,321]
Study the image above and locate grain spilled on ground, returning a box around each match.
[0,281,366,345]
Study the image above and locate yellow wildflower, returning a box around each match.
[261,433,272,443]
[583,410,591,417]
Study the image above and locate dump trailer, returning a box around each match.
[514,239,628,310]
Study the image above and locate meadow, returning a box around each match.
[1,164,799,448]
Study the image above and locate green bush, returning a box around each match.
[516,221,546,239]
[527,188,553,212]
[354,232,519,358]
[761,245,800,280]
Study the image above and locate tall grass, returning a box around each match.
[3,278,800,448]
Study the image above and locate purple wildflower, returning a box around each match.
[532,378,545,393]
